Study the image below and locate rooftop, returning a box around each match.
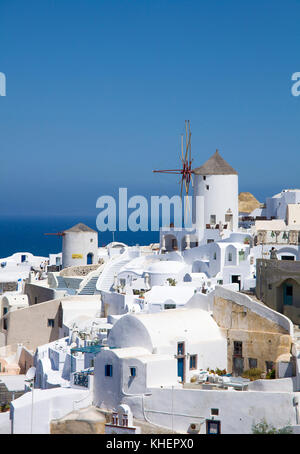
[64,223,97,234]
[193,150,238,176]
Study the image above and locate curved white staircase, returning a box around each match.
[96,248,139,293]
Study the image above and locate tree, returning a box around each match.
[252,418,293,434]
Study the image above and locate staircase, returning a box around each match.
[56,275,67,289]
[78,276,100,295]
[76,264,105,296]
[96,249,139,293]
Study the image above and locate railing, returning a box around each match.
[77,263,105,294]
[73,369,94,388]
[256,230,300,246]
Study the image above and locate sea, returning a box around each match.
[0,215,160,259]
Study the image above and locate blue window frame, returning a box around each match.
[177,342,184,356]
[105,364,113,377]
[130,367,136,377]
[206,419,221,434]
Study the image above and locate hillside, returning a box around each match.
[238,192,261,214]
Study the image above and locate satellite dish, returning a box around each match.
[25,367,36,381]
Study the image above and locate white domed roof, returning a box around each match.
[146,261,185,274]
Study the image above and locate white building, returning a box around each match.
[62,223,99,269]
[94,307,227,409]
[161,150,239,252]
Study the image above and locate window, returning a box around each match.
[189,355,197,370]
[206,185,210,190]
[213,252,217,260]
[266,361,274,372]
[177,342,185,356]
[3,307,7,316]
[119,278,126,288]
[211,408,219,416]
[34,297,38,304]
[122,414,129,427]
[130,367,136,377]
[268,284,272,290]
[112,413,118,425]
[249,358,257,369]
[233,341,242,356]
[164,304,176,310]
[210,215,216,224]
[3,319,7,330]
[105,364,113,377]
[90,238,93,242]
[207,239,214,244]
[206,420,221,434]
[90,359,94,367]
[47,319,55,327]
[228,252,233,262]
[217,280,223,285]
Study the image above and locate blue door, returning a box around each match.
[87,253,93,265]
[177,358,184,382]
[283,284,293,306]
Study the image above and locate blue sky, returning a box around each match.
[0,0,300,216]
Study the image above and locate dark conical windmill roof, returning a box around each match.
[64,223,97,233]
[193,150,238,175]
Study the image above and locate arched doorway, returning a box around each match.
[87,253,94,265]
[163,235,178,252]
[276,278,300,314]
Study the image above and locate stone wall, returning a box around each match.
[213,294,292,374]
[256,258,300,324]
[60,263,103,277]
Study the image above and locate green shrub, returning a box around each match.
[266,368,276,379]
[242,368,263,381]
[215,368,227,376]
[166,278,177,286]
[252,418,293,434]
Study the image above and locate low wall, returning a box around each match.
[247,377,297,392]
[60,264,102,277]
[0,411,10,434]
[102,291,127,317]
[11,387,92,434]
[123,386,298,434]
[24,283,67,306]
